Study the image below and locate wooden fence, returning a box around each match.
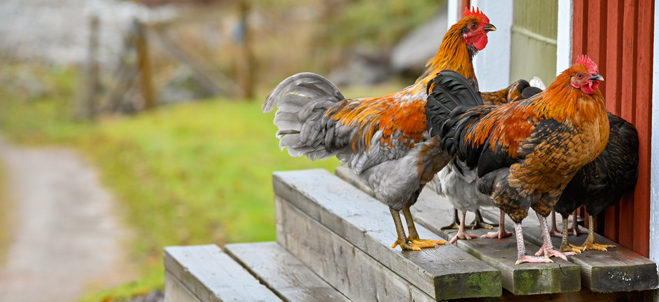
[80,1,252,119]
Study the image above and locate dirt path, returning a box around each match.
[0,139,134,302]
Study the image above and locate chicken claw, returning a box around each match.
[579,215,615,252]
[450,231,478,244]
[481,228,513,239]
[581,241,615,252]
[410,238,446,248]
[481,209,512,239]
[468,210,497,230]
[516,255,553,265]
[535,244,575,260]
[440,209,461,230]
[560,243,583,254]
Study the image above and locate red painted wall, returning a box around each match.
[573,0,654,257]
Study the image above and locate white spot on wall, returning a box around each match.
[470,0,513,92]
[556,0,573,75]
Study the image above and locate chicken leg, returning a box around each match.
[481,209,513,239]
[549,210,562,237]
[580,214,615,251]
[559,217,582,254]
[440,209,461,230]
[402,206,446,248]
[534,212,575,260]
[514,221,552,264]
[450,211,478,243]
[568,209,589,236]
[468,209,497,230]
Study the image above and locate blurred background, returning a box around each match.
[0,0,448,301]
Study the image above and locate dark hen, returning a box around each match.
[553,112,639,252]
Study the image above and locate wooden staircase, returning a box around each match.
[164,168,658,301]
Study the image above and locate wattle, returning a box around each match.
[580,81,599,94]
[472,34,488,51]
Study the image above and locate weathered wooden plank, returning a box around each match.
[497,287,645,302]
[225,242,350,302]
[272,169,502,300]
[164,245,281,302]
[277,199,435,302]
[165,271,203,302]
[336,167,581,295]
[481,209,659,293]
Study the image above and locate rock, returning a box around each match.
[328,49,391,87]
[390,6,448,75]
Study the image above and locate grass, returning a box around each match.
[0,63,407,301]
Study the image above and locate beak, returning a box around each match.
[484,24,497,32]
[590,74,604,82]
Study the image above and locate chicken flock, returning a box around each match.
[263,7,638,265]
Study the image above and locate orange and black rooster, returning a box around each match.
[262,8,495,251]
[552,112,638,253]
[436,55,609,264]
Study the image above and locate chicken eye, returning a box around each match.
[577,74,584,79]
[471,22,477,29]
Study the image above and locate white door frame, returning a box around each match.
[446,0,513,92]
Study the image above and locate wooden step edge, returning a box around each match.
[225,242,351,302]
[479,208,659,293]
[164,244,281,302]
[277,197,437,302]
[272,169,502,300]
[335,167,582,295]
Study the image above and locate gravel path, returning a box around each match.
[0,139,133,302]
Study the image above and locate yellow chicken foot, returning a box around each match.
[535,213,575,260]
[468,209,497,230]
[559,217,582,254]
[580,214,615,251]
[481,209,513,239]
[514,222,552,264]
[440,208,461,230]
[390,208,419,250]
[402,206,446,248]
[450,211,478,243]
[549,210,562,238]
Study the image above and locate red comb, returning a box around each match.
[463,6,490,23]
[576,55,599,74]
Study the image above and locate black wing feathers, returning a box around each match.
[425,70,483,137]
[554,112,639,217]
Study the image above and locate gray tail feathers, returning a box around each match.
[262,72,345,160]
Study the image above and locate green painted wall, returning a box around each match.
[510,0,559,86]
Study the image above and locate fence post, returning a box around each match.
[234,1,254,99]
[135,19,157,110]
[81,15,100,120]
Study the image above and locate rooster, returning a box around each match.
[431,78,545,243]
[262,7,495,251]
[552,112,638,253]
[435,55,609,264]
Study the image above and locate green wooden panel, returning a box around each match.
[510,0,558,86]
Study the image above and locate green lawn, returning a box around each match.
[0,64,404,301]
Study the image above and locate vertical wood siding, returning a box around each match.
[573,0,654,257]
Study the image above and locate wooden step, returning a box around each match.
[336,167,582,295]
[277,198,435,302]
[272,169,502,301]
[225,242,350,302]
[479,207,659,293]
[164,244,281,302]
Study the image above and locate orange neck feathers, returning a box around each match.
[537,70,605,128]
[416,18,478,88]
